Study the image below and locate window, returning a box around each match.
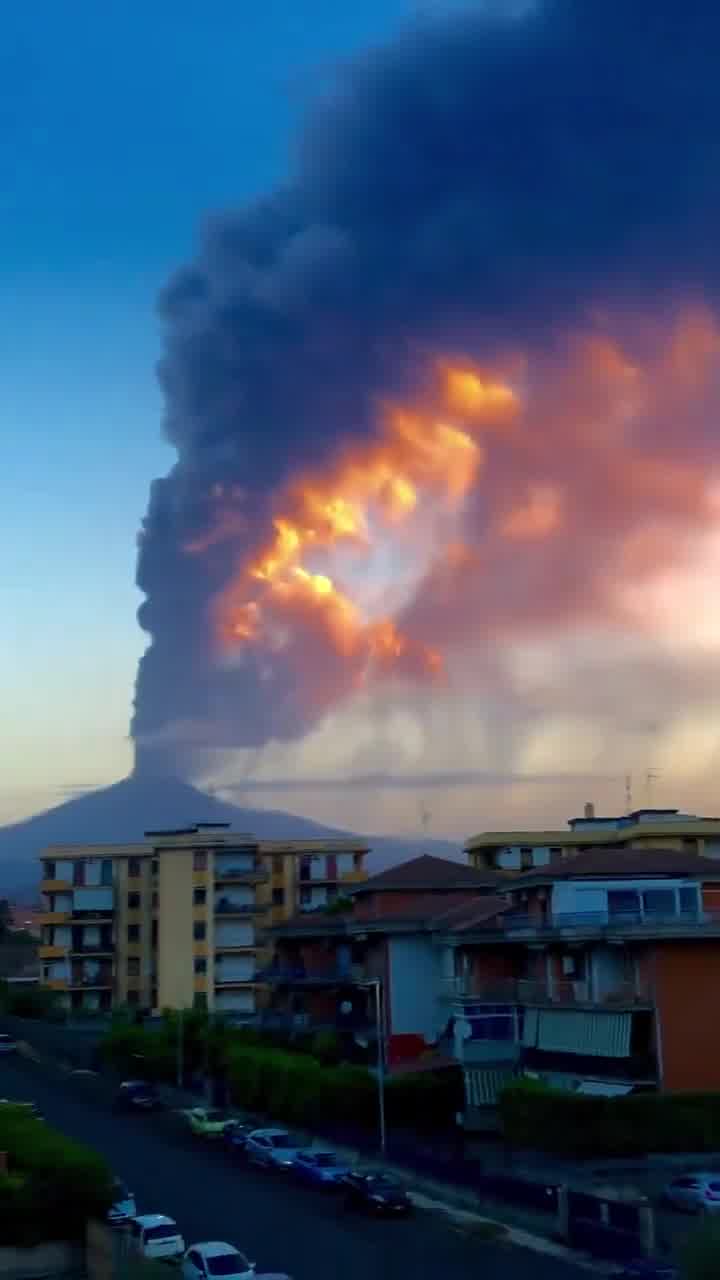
[73,860,86,886]
[127,924,140,944]
[151,891,158,910]
[101,860,113,886]
[194,957,207,974]
[128,858,141,878]
[299,886,312,906]
[127,892,140,910]
[272,887,285,906]
[679,886,699,915]
[193,887,206,906]
[151,858,159,877]
[642,889,676,918]
[353,853,363,870]
[520,848,533,870]
[127,956,140,977]
[193,921,206,941]
[44,860,56,880]
[607,890,640,921]
[550,847,562,855]
[151,919,158,947]
[126,989,140,1005]
[193,850,207,871]
[272,855,283,875]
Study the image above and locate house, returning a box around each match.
[466,803,720,872]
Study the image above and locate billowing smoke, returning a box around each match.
[132,0,720,780]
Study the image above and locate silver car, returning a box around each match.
[664,1173,720,1213]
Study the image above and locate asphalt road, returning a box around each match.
[0,1055,589,1280]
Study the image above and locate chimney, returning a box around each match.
[584,801,595,820]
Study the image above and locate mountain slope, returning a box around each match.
[0,775,462,898]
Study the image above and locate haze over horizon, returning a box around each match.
[5,0,720,843]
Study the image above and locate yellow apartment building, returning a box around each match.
[467,805,720,873]
[38,823,367,1016]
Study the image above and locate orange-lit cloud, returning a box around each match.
[184,308,720,729]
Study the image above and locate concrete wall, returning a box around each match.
[653,940,720,1091]
[158,850,195,1009]
[387,935,443,1042]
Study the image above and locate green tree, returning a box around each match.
[682,1218,720,1280]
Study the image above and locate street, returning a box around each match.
[0,1054,589,1280]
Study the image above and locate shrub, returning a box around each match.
[499,1084,720,1156]
[681,1218,720,1280]
[0,1104,113,1244]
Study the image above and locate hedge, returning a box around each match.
[500,1083,720,1156]
[0,1102,113,1245]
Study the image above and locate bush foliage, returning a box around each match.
[500,1082,720,1156]
[0,1103,113,1245]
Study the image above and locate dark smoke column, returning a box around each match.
[131,0,720,780]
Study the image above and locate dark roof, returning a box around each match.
[270,892,511,938]
[351,854,504,894]
[516,847,720,884]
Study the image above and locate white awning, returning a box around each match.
[536,1009,632,1058]
[576,1081,633,1097]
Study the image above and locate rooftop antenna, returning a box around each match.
[645,768,661,808]
[624,774,633,815]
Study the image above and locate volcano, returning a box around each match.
[0,774,461,899]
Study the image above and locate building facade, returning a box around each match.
[466,805,720,873]
[38,824,366,1015]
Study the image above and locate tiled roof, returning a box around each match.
[517,846,720,883]
[351,853,504,894]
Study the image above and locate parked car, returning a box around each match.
[292,1149,351,1188]
[342,1170,412,1215]
[223,1120,263,1155]
[245,1129,304,1171]
[113,1080,163,1113]
[182,1242,255,1280]
[128,1215,185,1262]
[183,1107,238,1138]
[107,1179,137,1228]
[663,1173,720,1213]
[0,1034,18,1054]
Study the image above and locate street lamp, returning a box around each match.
[357,979,386,1157]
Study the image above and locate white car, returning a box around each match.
[245,1129,304,1171]
[182,1242,255,1280]
[128,1214,186,1261]
[664,1173,720,1213]
[107,1178,137,1227]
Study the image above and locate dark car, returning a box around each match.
[223,1119,263,1155]
[343,1170,412,1215]
[112,1080,164,1113]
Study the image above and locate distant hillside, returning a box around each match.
[0,774,462,899]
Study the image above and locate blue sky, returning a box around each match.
[1,1,430,822]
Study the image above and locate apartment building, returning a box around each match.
[466,805,720,873]
[38,824,366,1016]
[269,848,720,1104]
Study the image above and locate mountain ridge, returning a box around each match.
[0,774,462,899]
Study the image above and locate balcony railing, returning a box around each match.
[257,965,365,986]
[69,944,114,955]
[500,908,718,936]
[69,974,113,988]
[214,975,259,987]
[441,976,654,1006]
[214,868,269,884]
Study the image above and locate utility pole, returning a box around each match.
[369,980,387,1156]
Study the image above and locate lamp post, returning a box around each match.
[358,979,386,1156]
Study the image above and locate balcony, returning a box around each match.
[257,964,365,987]
[498,908,720,940]
[215,942,256,953]
[38,945,67,960]
[70,909,114,922]
[38,912,71,926]
[214,867,269,885]
[69,974,113,989]
[440,976,654,1008]
[69,944,114,956]
[214,976,260,988]
[40,879,72,894]
[214,901,268,917]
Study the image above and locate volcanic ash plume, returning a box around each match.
[132,0,720,780]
